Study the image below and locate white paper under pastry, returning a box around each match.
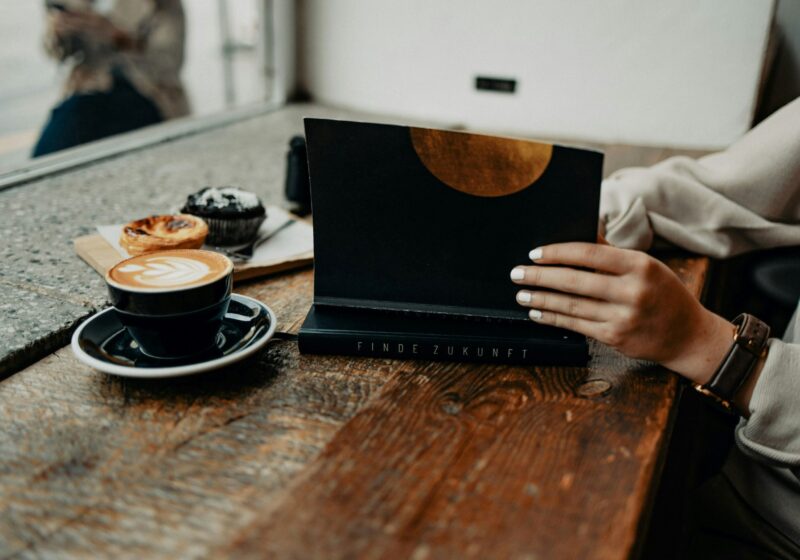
[97,206,313,266]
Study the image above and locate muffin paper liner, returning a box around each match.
[204,215,266,246]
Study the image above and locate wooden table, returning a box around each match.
[0,253,708,559]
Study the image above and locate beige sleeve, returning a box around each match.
[600,96,800,258]
[128,1,186,79]
[735,338,800,478]
[120,0,189,118]
[42,9,76,61]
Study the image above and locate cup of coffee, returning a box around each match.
[105,249,234,358]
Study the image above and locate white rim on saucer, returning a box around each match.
[70,294,277,378]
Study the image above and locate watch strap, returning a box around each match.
[704,313,770,404]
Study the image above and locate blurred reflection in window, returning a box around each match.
[33,0,189,157]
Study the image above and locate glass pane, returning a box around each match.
[0,0,272,175]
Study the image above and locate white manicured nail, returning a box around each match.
[517,291,531,303]
[510,268,525,281]
[529,247,543,261]
[529,309,543,320]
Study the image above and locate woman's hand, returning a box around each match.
[510,242,734,385]
[51,10,130,49]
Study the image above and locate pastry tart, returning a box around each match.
[120,214,209,256]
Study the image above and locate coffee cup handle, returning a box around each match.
[224,297,272,329]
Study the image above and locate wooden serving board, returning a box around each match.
[74,234,313,283]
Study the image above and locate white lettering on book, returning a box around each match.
[349,340,533,361]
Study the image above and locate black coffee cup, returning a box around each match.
[105,250,234,359]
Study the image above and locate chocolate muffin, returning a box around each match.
[181,187,266,245]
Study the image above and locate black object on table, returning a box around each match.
[285,135,311,216]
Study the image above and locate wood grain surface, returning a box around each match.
[0,255,708,560]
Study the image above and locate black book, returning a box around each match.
[298,119,603,365]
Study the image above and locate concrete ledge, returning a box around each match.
[0,102,425,377]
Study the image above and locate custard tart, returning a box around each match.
[120,214,209,256]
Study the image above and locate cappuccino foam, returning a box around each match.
[108,249,232,291]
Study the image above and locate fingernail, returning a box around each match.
[510,268,525,281]
[517,291,531,303]
[529,309,543,320]
[529,247,543,261]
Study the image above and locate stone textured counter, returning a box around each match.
[0,103,387,376]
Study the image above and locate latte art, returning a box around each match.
[117,256,211,287]
[108,249,232,291]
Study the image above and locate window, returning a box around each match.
[0,0,292,185]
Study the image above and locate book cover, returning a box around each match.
[299,119,603,364]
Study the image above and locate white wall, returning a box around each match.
[0,2,59,137]
[183,0,267,115]
[761,0,800,118]
[298,0,775,149]
[270,0,296,104]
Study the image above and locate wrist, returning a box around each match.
[661,309,734,385]
[690,313,771,416]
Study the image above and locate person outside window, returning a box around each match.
[33,0,189,157]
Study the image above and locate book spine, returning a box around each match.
[298,332,588,366]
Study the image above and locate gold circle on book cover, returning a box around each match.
[410,127,553,197]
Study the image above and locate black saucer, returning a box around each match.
[71,294,276,377]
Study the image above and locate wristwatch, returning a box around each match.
[693,313,770,413]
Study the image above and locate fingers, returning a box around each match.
[529,242,633,274]
[510,264,620,301]
[527,308,607,340]
[516,290,608,322]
